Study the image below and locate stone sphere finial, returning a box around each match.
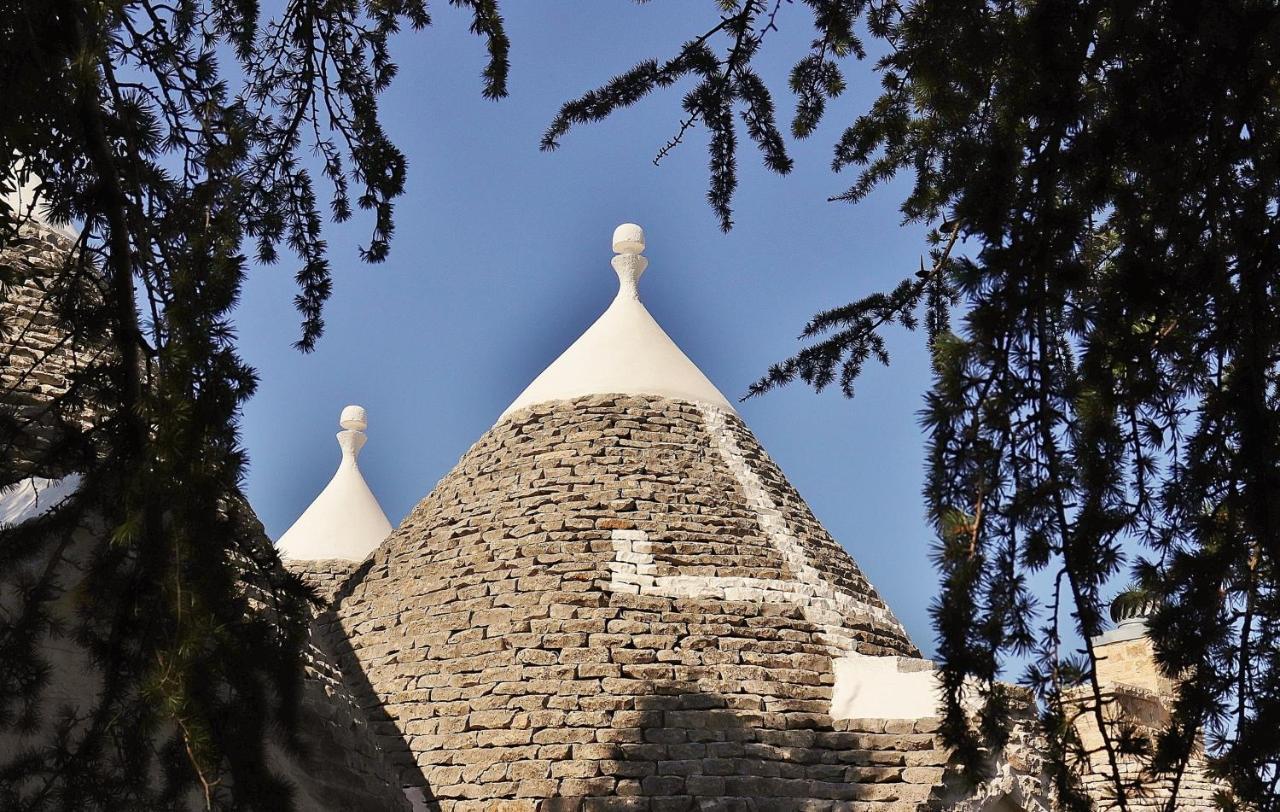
[612,223,645,255]
[340,404,368,432]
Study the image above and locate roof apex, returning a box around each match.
[277,406,392,562]
[500,224,734,419]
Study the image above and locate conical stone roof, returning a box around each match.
[327,227,927,808]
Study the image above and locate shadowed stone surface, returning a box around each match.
[1,223,98,480]
[1,221,408,810]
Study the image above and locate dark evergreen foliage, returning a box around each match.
[0,1,507,808]
[552,1,1280,809]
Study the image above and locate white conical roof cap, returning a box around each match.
[501,224,734,418]
[277,405,393,562]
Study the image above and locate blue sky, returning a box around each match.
[236,4,943,653]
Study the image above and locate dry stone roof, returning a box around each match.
[310,226,1011,809]
[1,223,99,480]
[322,393,941,809]
[308,225,1221,810]
[284,557,411,809]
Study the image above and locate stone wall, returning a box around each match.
[1093,632,1176,697]
[1068,626,1223,811]
[1,222,97,480]
[326,394,1037,810]
[285,558,411,810]
[1069,685,1222,811]
[289,557,360,603]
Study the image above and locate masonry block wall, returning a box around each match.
[1068,627,1221,811]
[1,222,95,478]
[284,555,412,810]
[1094,634,1177,697]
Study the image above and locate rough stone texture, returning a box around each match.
[1069,633,1224,811]
[286,558,411,810]
[291,557,361,603]
[1069,685,1223,811]
[1093,634,1177,698]
[1,222,98,479]
[323,392,1217,810]
[327,395,978,809]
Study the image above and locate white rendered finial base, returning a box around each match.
[611,253,648,298]
[499,224,734,419]
[337,429,368,460]
[277,405,394,562]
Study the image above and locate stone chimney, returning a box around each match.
[1074,592,1177,746]
[1091,592,1176,698]
[1066,592,1229,810]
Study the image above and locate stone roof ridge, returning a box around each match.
[499,223,735,419]
[277,405,393,562]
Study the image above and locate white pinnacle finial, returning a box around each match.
[498,223,735,418]
[276,402,393,561]
[340,404,368,432]
[611,223,648,296]
[337,405,369,461]
[612,223,645,255]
